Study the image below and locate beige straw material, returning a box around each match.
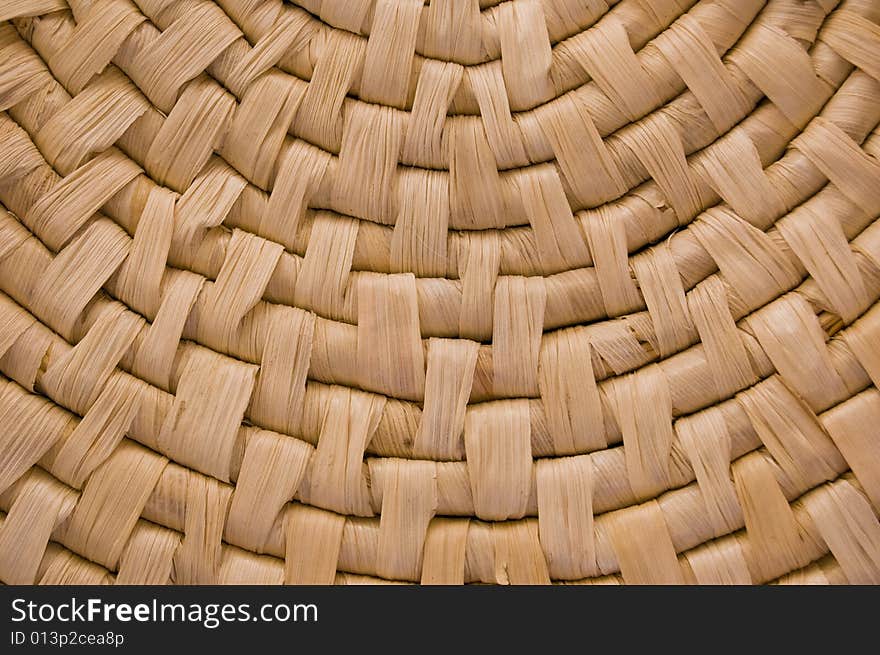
[0,0,879,586]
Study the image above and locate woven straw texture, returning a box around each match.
[0,0,879,586]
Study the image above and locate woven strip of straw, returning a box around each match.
[0,0,879,586]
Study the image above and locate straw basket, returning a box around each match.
[0,0,879,586]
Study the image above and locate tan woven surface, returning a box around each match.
[0,0,879,585]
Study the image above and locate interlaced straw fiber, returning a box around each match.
[1,0,879,586]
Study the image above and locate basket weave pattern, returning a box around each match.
[0,0,879,585]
